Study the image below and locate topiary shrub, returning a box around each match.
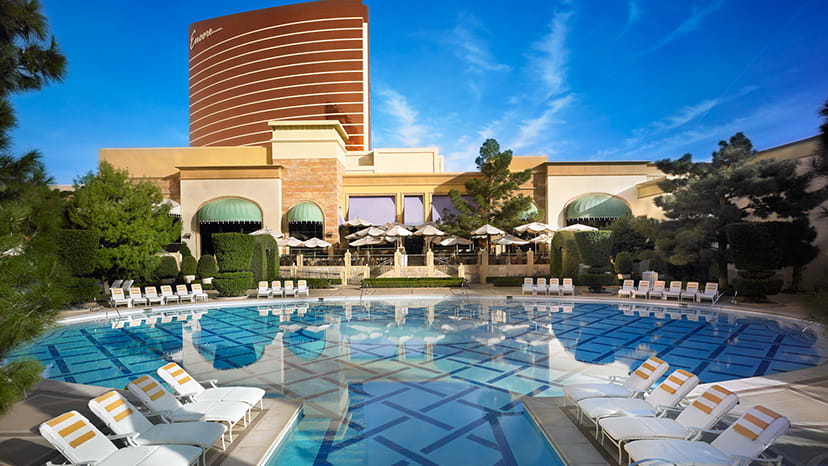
[197,254,218,278]
[575,230,614,292]
[267,247,280,281]
[156,255,179,279]
[213,271,253,296]
[726,222,783,300]
[212,233,255,272]
[251,235,278,283]
[550,231,579,278]
[180,255,197,276]
[250,239,266,283]
[56,229,99,277]
[65,277,100,304]
[179,242,192,258]
[614,251,633,275]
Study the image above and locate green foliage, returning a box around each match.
[439,139,536,235]
[212,233,254,272]
[179,242,192,258]
[66,162,179,281]
[0,359,43,414]
[733,278,783,300]
[267,247,280,281]
[55,229,99,277]
[156,256,178,279]
[653,132,828,286]
[614,251,633,275]
[251,239,266,283]
[180,255,197,276]
[251,235,278,283]
[197,254,218,278]
[726,222,782,271]
[577,271,614,290]
[65,277,99,304]
[608,215,650,256]
[764,219,819,290]
[213,271,253,296]
[550,231,578,278]
[364,277,464,288]
[490,276,547,287]
[574,231,613,267]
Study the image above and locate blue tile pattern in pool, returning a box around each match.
[12,298,827,465]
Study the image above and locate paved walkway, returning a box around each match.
[0,379,301,466]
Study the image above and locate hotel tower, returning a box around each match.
[188,0,371,151]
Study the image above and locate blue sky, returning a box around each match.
[11,0,828,182]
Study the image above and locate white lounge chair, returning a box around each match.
[39,410,201,466]
[697,282,719,303]
[109,288,131,308]
[270,280,283,298]
[122,279,134,290]
[110,279,123,289]
[618,280,635,298]
[176,284,195,303]
[256,281,270,298]
[89,390,227,461]
[564,356,669,408]
[647,280,665,299]
[296,279,309,297]
[599,384,738,461]
[681,281,699,302]
[144,286,164,305]
[126,375,249,443]
[283,280,297,297]
[561,278,575,295]
[536,278,548,295]
[190,283,209,302]
[633,280,650,299]
[577,369,700,434]
[548,278,560,295]
[625,405,789,466]
[127,287,147,307]
[663,281,682,300]
[157,362,265,417]
[160,285,180,304]
[521,277,534,295]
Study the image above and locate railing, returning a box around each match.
[304,255,345,266]
[533,254,550,265]
[406,254,426,266]
[435,264,459,276]
[434,253,477,265]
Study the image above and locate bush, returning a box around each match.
[251,235,278,283]
[734,278,783,300]
[550,231,579,278]
[577,271,614,291]
[614,252,633,275]
[213,233,255,272]
[491,276,525,287]
[65,277,99,304]
[156,256,179,279]
[213,271,253,296]
[180,256,197,276]
[56,229,99,277]
[251,239,266,283]
[197,254,218,278]
[726,223,782,271]
[267,247,280,281]
[179,242,192,258]
[363,277,464,288]
[574,230,614,266]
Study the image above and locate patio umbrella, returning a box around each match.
[495,234,529,262]
[530,232,554,254]
[471,224,505,251]
[439,236,473,247]
[414,224,445,250]
[560,223,598,232]
[280,237,305,247]
[350,235,387,247]
[385,224,413,250]
[250,227,284,239]
[303,237,331,248]
[343,217,372,227]
[157,199,181,217]
[514,222,555,234]
[347,226,387,239]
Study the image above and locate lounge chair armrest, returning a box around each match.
[174,393,196,402]
[607,375,627,383]
[108,432,139,440]
[627,388,647,398]
[684,426,724,440]
[731,454,783,465]
[656,405,683,415]
[198,379,219,388]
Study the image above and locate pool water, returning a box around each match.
[13,298,826,465]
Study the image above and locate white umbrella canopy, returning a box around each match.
[385,225,413,237]
[157,198,181,217]
[530,233,554,244]
[343,217,372,227]
[279,237,305,247]
[303,237,331,248]
[471,224,506,236]
[495,234,530,246]
[439,236,473,246]
[347,226,387,239]
[514,222,556,234]
[250,227,284,239]
[414,225,446,236]
[350,235,387,247]
[560,223,598,232]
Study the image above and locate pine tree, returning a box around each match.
[0,0,68,414]
[440,139,538,235]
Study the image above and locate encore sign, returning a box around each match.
[190,27,222,50]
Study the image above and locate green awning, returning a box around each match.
[566,195,630,220]
[287,202,323,223]
[518,201,539,221]
[198,198,262,224]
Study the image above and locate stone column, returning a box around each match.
[344,251,351,285]
[478,250,488,283]
[426,250,434,277]
[458,263,466,281]
[363,264,370,281]
[527,249,534,276]
[394,250,402,277]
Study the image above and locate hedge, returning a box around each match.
[213,233,255,272]
[251,238,266,284]
[213,271,253,296]
[491,276,526,287]
[733,278,783,300]
[363,277,464,288]
[56,229,99,277]
[577,271,614,290]
[66,277,99,304]
[574,230,613,267]
[726,222,782,271]
[179,242,192,258]
[156,256,179,279]
[197,254,218,278]
[550,231,579,278]
[180,255,197,276]
[251,235,279,283]
[614,251,633,275]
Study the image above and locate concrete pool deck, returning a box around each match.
[0,379,302,466]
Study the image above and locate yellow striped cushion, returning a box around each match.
[46,412,75,427]
[93,391,117,404]
[691,385,733,414]
[733,406,781,440]
[46,413,97,449]
[59,420,85,437]
[113,408,133,422]
[659,369,693,395]
[69,430,95,448]
[633,356,665,380]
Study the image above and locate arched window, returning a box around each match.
[565,195,630,228]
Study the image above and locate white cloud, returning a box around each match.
[509,95,574,152]
[652,98,721,131]
[622,1,642,33]
[377,88,429,147]
[451,12,510,73]
[638,1,724,55]
[527,8,573,98]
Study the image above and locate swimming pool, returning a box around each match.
[13,297,827,464]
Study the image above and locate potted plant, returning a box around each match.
[197,254,218,284]
[614,251,633,279]
[181,255,197,283]
[157,255,179,285]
